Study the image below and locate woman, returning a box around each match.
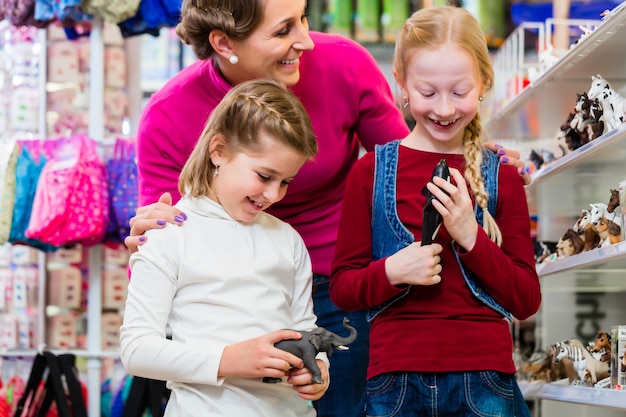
[126,1,528,415]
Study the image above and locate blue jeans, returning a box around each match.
[359,371,530,417]
[312,277,370,417]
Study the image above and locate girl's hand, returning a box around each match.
[484,142,531,185]
[124,192,187,253]
[287,359,329,401]
[427,168,478,251]
[219,330,304,380]
[385,242,443,287]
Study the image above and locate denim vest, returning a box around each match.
[368,140,513,322]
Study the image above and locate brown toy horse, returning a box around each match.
[590,330,611,363]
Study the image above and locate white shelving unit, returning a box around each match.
[486,3,626,415]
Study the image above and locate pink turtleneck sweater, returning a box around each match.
[136,31,409,276]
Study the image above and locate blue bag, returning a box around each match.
[105,138,138,243]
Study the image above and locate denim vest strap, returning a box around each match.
[369,144,512,323]
[368,140,413,322]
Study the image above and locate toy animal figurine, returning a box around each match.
[585,98,604,141]
[590,330,611,363]
[421,159,450,246]
[520,350,553,382]
[264,317,357,384]
[608,189,620,213]
[550,341,584,382]
[589,202,620,227]
[553,339,610,384]
[587,74,626,133]
[556,229,584,257]
[558,112,583,151]
[596,216,622,247]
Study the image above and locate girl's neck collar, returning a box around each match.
[400,132,464,154]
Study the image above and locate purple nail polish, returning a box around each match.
[157,219,166,226]
[501,156,509,163]
[174,215,184,223]
[180,212,188,220]
[497,149,505,156]
[139,236,146,242]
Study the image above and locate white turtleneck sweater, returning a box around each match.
[120,195,325,417]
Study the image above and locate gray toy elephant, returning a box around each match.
[264,317,358,384]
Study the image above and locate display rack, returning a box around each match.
[486,2,626,414]
[519,380,626,410]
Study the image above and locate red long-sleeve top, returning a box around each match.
[330,146,541,379]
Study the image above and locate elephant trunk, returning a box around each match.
[333,317,358,348]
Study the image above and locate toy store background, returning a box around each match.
[1,0,626,416]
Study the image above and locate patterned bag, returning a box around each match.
[80,0,140,24]
[105,138,137,243]
[9,145,57,252]
[5,0,51,28]
[0,140,19,245]
[25,135,109,247]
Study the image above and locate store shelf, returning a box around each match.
[519,381,626,410]
[537,241,626,277]
[485,3,626,141]
[487,3,626,414]
[527,123,626,189]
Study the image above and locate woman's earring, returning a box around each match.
[229,55,239,65]
[402,96,409,108]
[213,166,219,177]
[478,95,484,102]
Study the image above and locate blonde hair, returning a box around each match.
[176,0,265,60]
[393,6,502,246]
[178,79,318,198]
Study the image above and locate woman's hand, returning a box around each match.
[288,359,329,401]
[124,192,187,253]
[484,142,531,185]
[219,330,304,380]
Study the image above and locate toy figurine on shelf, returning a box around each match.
[555,229,584,258]
[551,339,610,386]
[573,209,601,252]
[590,330,612,363]
[557,91,605,151]
[587,74,626,134]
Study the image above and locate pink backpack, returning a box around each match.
[25,135,109,247]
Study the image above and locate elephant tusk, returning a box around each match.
[336,346,349,350]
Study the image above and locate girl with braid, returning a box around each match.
[120,79,326,416]
[329,6,541,417]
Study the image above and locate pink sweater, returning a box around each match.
[136,31,409,276]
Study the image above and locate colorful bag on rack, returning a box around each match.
[34,0,91,25]
[25,135,109,247]
[80,0,140,24]
[4,0,51,28]
[105,138,138,243]
[117,0,181,38]
[12,352,87,417]
[9,145,57,252]
[0,140,20,245]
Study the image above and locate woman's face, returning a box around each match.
[229,0,314,87]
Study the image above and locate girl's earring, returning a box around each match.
[478,95,484,102]
[213,166,219,177]
[229,55,239,65]
[402,96,409,108]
